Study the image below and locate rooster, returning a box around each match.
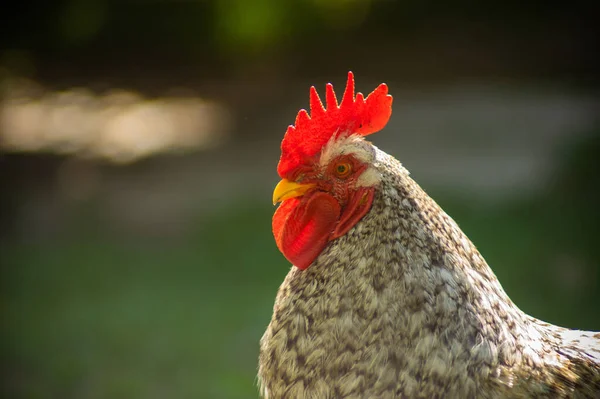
[258,72,600,398]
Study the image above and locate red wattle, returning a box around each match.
[332,188,374,239]
[272,192,341,270]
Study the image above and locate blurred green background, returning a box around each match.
[1,1,599,398]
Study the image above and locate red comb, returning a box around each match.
[277,71,393,178]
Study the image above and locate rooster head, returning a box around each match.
[272,72,393,270]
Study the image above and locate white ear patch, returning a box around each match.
[355,167,381,187]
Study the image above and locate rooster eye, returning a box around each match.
[334,162,352,178]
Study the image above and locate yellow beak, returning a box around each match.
[272,179,316,205]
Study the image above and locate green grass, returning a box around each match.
[1,201,287,399]
[2,191,599,398]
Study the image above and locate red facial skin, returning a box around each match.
[272,154,375,270]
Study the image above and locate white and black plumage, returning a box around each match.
[258,73,600,398]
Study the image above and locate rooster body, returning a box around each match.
[259,73,600,398]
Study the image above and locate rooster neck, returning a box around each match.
[305,146,526,334]
[259,147,600,398]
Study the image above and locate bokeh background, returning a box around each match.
[1,1,599,398]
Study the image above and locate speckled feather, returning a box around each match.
[259,143,600,398]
